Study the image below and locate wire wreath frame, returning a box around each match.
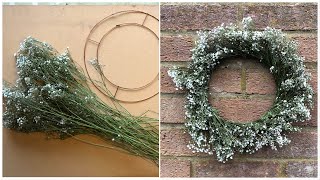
[84,10,159,103]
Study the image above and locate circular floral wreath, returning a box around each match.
[168,17,314,162]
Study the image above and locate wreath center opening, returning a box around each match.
[98,26,158,89]
[208,57,276,123]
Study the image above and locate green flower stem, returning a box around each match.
[3,37,159,163]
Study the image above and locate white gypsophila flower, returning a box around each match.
[24,77,31,85]
[270,66,275,73]
[59,119,66,125]
[17,117,27,126]
[167,17,314,162]
[89,58,104,72]
[242,17,253,30]
[34,116,40,123]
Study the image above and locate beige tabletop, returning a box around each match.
[2,5,159,177]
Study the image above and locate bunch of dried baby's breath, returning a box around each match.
[3,37,159,164]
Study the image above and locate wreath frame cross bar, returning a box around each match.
[168,17,314,162]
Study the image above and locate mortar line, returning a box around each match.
[241,66,247,92]
[161,2,240,6]
[237,2,244,27]
[160,93,185,98]
[189,159,194,177]
[278,161,288,177]
[160,29,318,35]
[234,157,318,162]
[160,124,186,130]
[160,121,317,131]
[160,31,198,37]
[304,62,318,69]
[160,155,318,162]
[161,61,190,67]
[209,92,276,98]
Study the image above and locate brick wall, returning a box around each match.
[160,3,317,177]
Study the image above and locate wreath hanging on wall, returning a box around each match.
[168,17,314,162]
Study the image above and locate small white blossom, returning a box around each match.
[167,17,313,163]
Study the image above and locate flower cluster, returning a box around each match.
[3,37,159,163]
[168,18,314,162]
